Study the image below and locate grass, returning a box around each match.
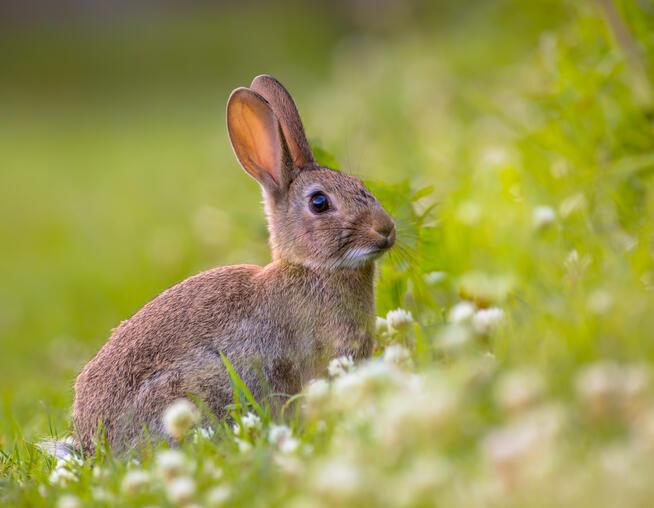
[1,0,654,506]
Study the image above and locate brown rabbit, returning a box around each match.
[72,75,395,452]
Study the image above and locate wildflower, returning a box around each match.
[391,456,450,506]
[92,466,108,480]
[424,271,446,285]
[495,369,544,414]
[91,487,113,503]
[332,371,365,403]
[241,412,261,430]
[386,308,414,333]
[378,378,456,448]
[304,378,330,405]
[193,426,215,443]
[202,459,224,481]
[310,457,362,501]
[121,469,150,494]
[269,424,299,454]
[436,324,472,353]
[328,356,354,377]
[56,495,81,508]
[165,476,196,505]
[162,399,200,440]
[235,438,252,453]
[483,406,562,486]
[206,485,231,507]
[155,449,189,482]
[472,307,504,334]
[383,344,412,369]
[49,465,77,488]
[532,206,556,229]
[375,316,388,335]
[448,301,475,324]
[575,362,623,418]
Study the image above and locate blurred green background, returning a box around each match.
[1,0,653,461]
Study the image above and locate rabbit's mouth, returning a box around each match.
[336,245,390,269]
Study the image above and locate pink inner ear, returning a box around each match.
[228,89,284,189]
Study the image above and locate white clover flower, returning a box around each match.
[304,378,330,405]
[436,324,472,353]
[235,438,252,453]
[56,494,81,508]
[121,469,150,494]
[448,301,475,324]
[575,362,623,417]
[328,356,354,377]
[424,271,446,285]
[91,487,113,503]
[383,344,412,368]
[375,316,389,335]
[268,424,292,444]
[310,457,362,500]
[482,407,562,485]
[192,426,215,443]
[377,377,457,448]
[202,458,224,481]
[495,369,544,414]
[92,466,108,480]
[332,370,364,399]
[165,476,196,505]
[206,485,232,507]
[268,424,299,454]
[391,456,451,506]
[386,308,414,333]
[155,449,189,482]
[241,412,261,430]
[49,466,77,488]
[162,398,200,440]
[472,307,505,334]
[532,205,556,229]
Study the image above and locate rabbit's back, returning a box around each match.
[73,264,263,450]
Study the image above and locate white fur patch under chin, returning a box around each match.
[336,247,378,269]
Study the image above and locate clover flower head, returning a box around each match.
[473,307,505,334]
[162,398,200,440]
[165,476,196,505]
[121,469,150,495]
[155,449,189,482]
[386,308,414,332]
[328,356,354,378]
[448,301,475,324]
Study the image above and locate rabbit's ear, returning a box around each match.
[227,87,292,193]
[250,75,315,168]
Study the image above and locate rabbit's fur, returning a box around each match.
[73,75,395,452]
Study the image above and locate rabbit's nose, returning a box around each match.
[372,218,396,249]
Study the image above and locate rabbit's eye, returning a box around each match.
[309,192,330,214]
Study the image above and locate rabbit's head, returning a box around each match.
[227,75,395,270]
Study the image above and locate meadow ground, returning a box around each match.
[1,1,654,506]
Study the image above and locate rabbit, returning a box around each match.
[72,75,396,452]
